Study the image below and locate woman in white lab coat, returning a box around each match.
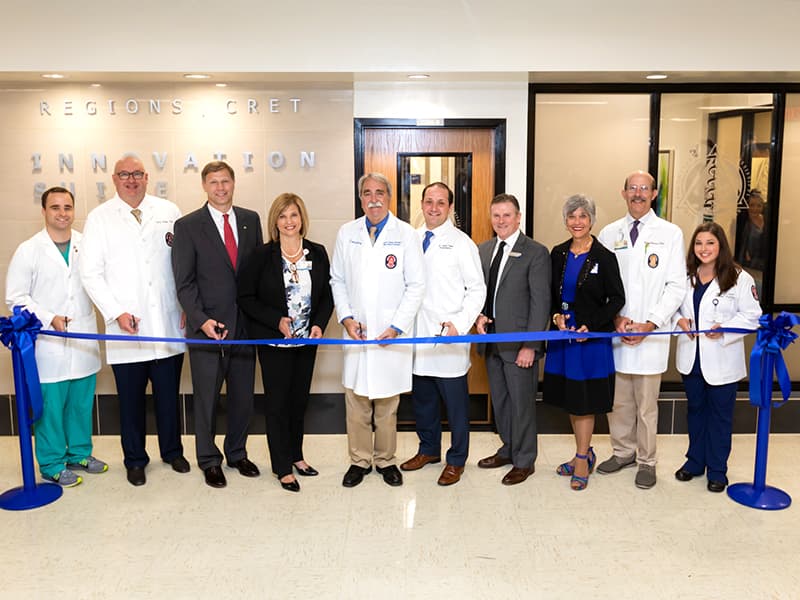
[675,222,761,493]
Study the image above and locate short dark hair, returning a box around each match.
[41,186,74,209]
[202,160,235,182]
[421,182,454,205]
[490,193,520,212]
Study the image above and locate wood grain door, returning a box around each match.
[360,124,503,422]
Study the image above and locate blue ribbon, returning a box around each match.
[749,311,800,409]
[0,307,44,423]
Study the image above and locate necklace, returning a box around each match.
[570,238,592,257]
[281,244,304,260]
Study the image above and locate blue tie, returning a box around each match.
[422,230,434,253]
[630,220,640,247]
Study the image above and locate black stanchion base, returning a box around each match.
[727,482,792,511]
[0,482,62,511]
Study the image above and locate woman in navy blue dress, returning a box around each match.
[543,195,625,490]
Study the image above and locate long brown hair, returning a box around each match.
[686,221,740,293]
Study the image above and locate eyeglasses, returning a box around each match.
[625,184,653,193]
[115,170,145,180]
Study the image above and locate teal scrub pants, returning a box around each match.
[34,374,97,479]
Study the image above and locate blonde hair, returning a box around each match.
[267,193,309,242]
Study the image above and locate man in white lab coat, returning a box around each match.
[80,155,189,487]
[330,173,425,488]
[597,170,685,489]
[400,182,485,486]
[6,187,105,487]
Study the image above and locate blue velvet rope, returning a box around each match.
[749,311,800,409]
[0,307,44,423]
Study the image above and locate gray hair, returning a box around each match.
[358,172,392,198]
[562,194,596,226]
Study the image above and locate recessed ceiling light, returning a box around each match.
[183,73,211,80]
[646,73,668,80]
[215,83,228,88]
[90,83,102,88]
[407,74,430,80]
[41,73,65,79]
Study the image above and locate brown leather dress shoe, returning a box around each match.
[400,453,442,471]
[501,466,534,485]
[477,453,513,469]
[437,464,464,486]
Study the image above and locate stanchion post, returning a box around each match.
[0,339,62,510]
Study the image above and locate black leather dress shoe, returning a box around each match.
[204,465,227,488]
[342,465,372,487]
[674,468,695,482]
[229,458,260,478]
[169,456,191,474]
[707,480,727,493]
[280,479,301,492]
[126,466,146,486]
[376,465,403,487]
[294,464,319,476]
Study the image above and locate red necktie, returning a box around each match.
[223,213,238,268]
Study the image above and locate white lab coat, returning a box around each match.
[79,193,186,364]
[330,213,425,398]
[412,220,486,378]
[598,209,685,374]
[675,270,762,385]
[5,229,101,383]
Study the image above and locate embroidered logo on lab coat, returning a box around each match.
[165,232,174,247]
[385,254,397,269]
[647,253,659,268]
[752,285,759,301]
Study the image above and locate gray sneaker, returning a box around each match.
[47,469,82,488]
[635,464,657,489]
[67,456,108,474]
[596,454,636,474]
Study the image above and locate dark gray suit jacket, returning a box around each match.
[478,232,551,361]
[172,203,264,340]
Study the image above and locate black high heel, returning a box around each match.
[280,478,300,492]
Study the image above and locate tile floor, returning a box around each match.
[0,432,797,599]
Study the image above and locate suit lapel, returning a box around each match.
[200,204,234,272]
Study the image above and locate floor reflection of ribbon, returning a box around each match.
[728,312,798,511]
[0,307,62,510]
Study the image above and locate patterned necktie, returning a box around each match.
[630,220,640,247]
[422,230,434,253]
[369,225,378,246]
[223,213,238,268]
[484,240,506,318]
[131,208,142,224]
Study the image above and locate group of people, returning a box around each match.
[4,159,762,496]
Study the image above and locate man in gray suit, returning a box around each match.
[476,193,550,485]
[172,161,263,488]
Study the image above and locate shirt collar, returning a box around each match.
[497,228,521,251]
[626,208,654,226]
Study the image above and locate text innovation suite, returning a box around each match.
[31,150,318,201]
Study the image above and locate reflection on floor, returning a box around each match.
[0,433,797,599]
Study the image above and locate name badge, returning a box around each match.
[509,251,522,258]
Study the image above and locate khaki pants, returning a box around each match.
[344,388,400,469]
[608,373,661,467]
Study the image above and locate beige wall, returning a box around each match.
[1,82,354,394]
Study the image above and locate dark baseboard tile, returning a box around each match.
[3,394,800,436]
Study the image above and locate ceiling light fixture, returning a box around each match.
[646,73,668,80]
[215,83,228,88]
[41,73,65,79]
[407,74,430,80]
[183,73,211,80]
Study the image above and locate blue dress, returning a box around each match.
[543,251,616,415]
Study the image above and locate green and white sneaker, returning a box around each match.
[67,456,109,474]
[47,469,82,487]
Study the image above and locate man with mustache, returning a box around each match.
[596,170,685,489]
[330,172,425,488]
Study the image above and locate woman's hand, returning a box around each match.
[705,323,723,339]
[278,317,294,338]
[574,324,589,343]
[677,317,695,340]
[309,325,323,339]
